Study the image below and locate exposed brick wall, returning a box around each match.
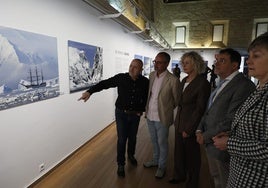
[153,0,268,49]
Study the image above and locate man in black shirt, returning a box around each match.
[78,59,149,178]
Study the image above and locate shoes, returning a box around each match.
[169,178,186,184]
[169,178,180,184]
[128,155,137,166]
[155,168,166,179]
[143,161,158,168]
[117,165,125,178]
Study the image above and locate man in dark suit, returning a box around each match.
[196,48,256,188]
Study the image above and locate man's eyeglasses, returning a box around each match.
[153,60,166,65]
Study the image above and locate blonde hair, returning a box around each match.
[180,51,205,74]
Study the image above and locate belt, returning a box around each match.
[124,110,142,115]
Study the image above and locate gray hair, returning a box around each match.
[181,51,205,74]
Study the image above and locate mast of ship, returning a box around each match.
[41,68,44,83]
[29,68,33,85]
[35,66,39,85]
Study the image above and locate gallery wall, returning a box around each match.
[0,1,248,188]
[0,0,159,187]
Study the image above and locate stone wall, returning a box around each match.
[134,0,154,21]
[153,0,268,49]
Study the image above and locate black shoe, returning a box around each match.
[169,178,186,184]
[169,178,179,184]
[128,155,137,166]
[117,165,125,178]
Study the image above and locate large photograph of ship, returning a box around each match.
[0,26,59,111]
[68,40,103,93]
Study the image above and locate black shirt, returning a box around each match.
[87,73,149,112]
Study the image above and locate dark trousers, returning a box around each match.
[115,108,140,166]
[173,130,201,188]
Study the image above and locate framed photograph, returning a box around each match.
[68,40,103,93]
[143,56,152,77]
[0,26,59,111]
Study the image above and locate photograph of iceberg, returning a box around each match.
[143,56,152,77]
[68,40,103,93]
[134,54,152,77]
[0,26,59,111]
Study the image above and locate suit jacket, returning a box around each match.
[198,72,256,161]
[175,75,211,136]
[145,71,179,127]
[227,83,268,187]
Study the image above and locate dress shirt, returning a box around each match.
[87,73,149,112]
[213,71,239,101]
[147,71,167,121]
[183,82,190,91]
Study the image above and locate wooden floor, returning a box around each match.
[30,117,214,188]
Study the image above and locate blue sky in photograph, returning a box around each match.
[68,40,97,67]
[0,25,58,89]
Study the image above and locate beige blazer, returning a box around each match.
[145,71,179,127]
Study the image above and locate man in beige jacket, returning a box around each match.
[143,52,179,179]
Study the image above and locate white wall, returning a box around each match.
[170,49,220,80]
[0,1,158,187]
[170,49,248,81]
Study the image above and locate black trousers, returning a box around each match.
[115,108,140,166]
[173,131,201,188]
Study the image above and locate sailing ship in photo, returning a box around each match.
[20,67,46,89]
[0,65,59,111]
